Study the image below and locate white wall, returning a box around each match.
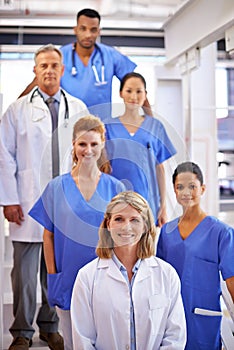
[190,43,219,216]
[0,59,35,115]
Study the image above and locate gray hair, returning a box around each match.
[34,44,63,64]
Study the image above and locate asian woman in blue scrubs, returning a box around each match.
[105,72,176,226]
[29,115,124,350]
[157,161,234,350]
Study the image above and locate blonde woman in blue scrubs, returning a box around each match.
[29,115,124,350]
[157,161,234,350]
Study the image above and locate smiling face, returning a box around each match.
[34,50,64,94]
[107,203,145,248]
[174,172,205,210]
[120,76,147,110]
[74,15,100,50]
[73,130,104,167]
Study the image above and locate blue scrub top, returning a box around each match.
[29,172,125,310]
[105,115,176,221]
[60,43,136,119]
[157,216,234,350]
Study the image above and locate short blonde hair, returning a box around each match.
[72,114,111,174]
[96,191,156,259]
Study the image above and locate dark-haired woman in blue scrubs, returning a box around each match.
[157,161,234,350]
[105,72,176,227]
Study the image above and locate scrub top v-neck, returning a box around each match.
[29,172,124,310]
[105,115,176,220]
[157,215,234,349]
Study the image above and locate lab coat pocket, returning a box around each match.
[47,272,66,310]
[149,294,169,335]
[31,106,47,122]
[18,169,36,204]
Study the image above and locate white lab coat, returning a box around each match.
[0,88,87,242]
[71,256,186,350]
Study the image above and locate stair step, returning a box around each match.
[3,334,50,349]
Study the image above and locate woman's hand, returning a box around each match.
[157,205,167,227]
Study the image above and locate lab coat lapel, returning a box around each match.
[135,257,159,282]
[97,256,159,284]
[28,89,49,122]
[57,92,65,127]
[97,258,127,283]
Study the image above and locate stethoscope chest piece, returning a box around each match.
[71,66,77,76]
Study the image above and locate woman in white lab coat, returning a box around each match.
[71,191,186,350]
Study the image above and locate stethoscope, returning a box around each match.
[30,88,69,127]
[71,43,107,86]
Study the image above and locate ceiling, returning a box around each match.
[0,0,187,30]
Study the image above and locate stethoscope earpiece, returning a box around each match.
[71,43,107,85]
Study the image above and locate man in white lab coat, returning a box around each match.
[0,44,87,350]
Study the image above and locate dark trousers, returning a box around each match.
[9,241,59,339]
